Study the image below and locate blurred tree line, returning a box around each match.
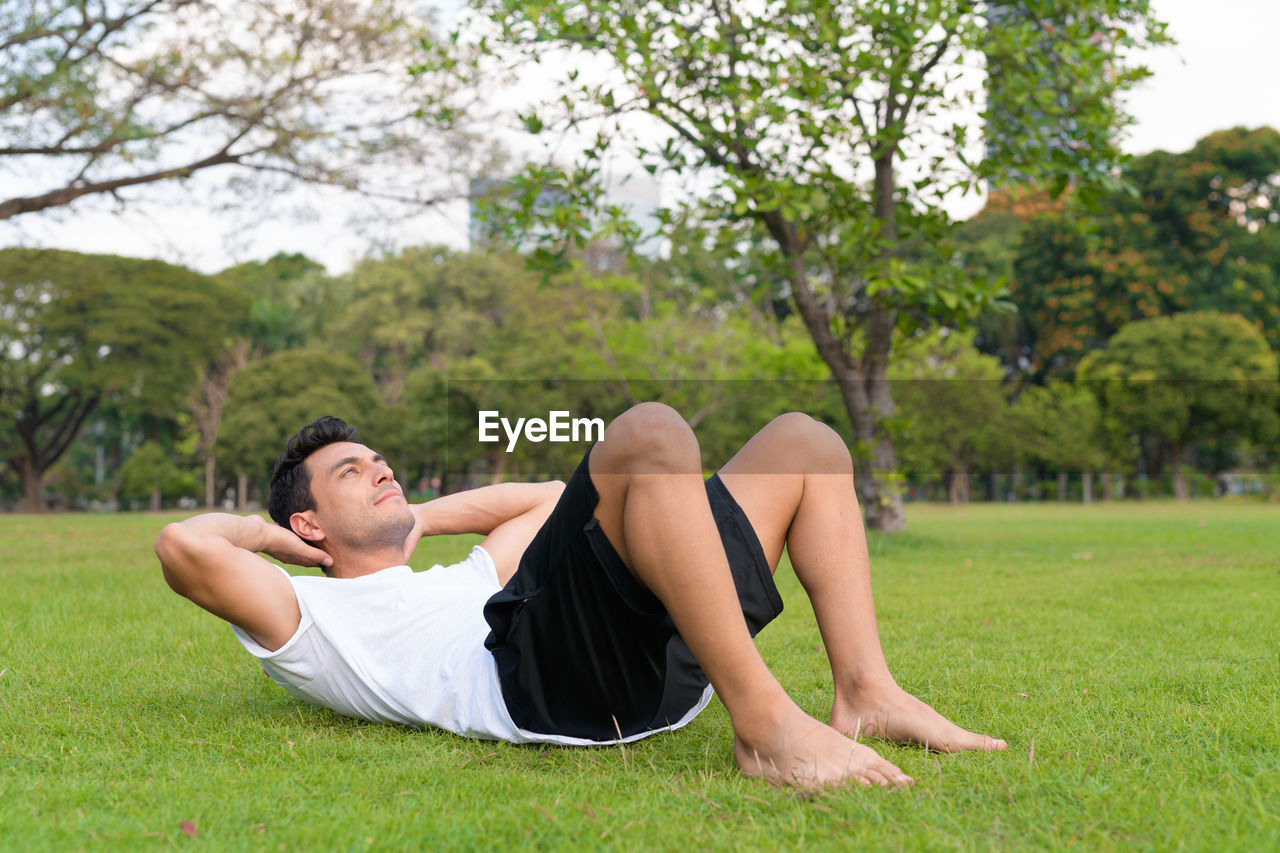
[0,239,842,511]
[3,130,1279,517]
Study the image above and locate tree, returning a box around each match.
[118,440,196,510]
[1077,313,1279,500]
[214,349,384,507]
[319,247,569,487]
[190,253,333,507]
[0,248,241,510]
[1010,381,1107,502]
[431,0,1168,529]
[889,330,1011,503]
[1127,128,1280,347]
[554,263,841,469]
[327,247,535,407]
[1,0,491,222]
[984,127,1280,378]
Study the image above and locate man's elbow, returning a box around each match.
[155,523,197,595]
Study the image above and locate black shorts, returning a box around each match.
[483,447,784,741]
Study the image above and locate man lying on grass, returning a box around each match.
[156,404,1005,790]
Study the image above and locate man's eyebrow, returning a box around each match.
[327,453,387,475]
[328,456,360,475]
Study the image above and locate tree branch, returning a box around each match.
[0,0,166,53]
[0,144,246,220]
[240,162,462,208]
[28,381,75,432]
[43,393,101,470]
[898,29,956,123]
[0,0,176,112]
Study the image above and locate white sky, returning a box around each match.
[1,0,1276,274]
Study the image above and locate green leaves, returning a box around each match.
[1076,312,1279,481]
[989,126,1280,381]
[519,111,545,134]
[978,0,1167,197]
[0,248,244,508]
[215,349,384,485]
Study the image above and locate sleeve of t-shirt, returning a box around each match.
[229,565,332,684]
[469,545,499,587]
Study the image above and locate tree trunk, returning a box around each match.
[779,252,905,530]
[755,147,908,532]
[1057,471,1068,502]
[1103,471,1115,501]
[17,456,49,512]
[1172,443,1188,501]
[766,250,906,530]
[948,466,970,504]
[205,456,217,508]
[149,487,162,512]
[489,450,509,485]
[11,391,100,512]
[1082,471,1093,504]
[835,369,906,530]
[861,151,906,531]
[193,342,248,508]
[237,473,248,509]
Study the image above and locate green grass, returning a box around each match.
[2,501,1277,851]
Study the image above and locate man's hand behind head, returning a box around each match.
[252,515,333,570]
[401,508,427,566]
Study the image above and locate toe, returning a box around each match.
[968,732,1006,751]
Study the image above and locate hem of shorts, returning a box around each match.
[505,684,715,746]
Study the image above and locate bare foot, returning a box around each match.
[830,686,1007,753]
[733,707,914,791]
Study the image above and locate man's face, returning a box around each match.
[295,441,415,554]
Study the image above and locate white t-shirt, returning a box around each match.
[231,545,712,746]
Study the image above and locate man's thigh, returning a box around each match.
[482,448,784,741]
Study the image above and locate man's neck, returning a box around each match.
[325,547,407,579]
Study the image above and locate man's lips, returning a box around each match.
[374,489,404,505]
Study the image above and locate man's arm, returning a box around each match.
[155,514,333,652]
[404,481,564,583]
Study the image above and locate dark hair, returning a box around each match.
[268,415,360,535]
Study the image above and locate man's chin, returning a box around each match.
[354,512,416,555]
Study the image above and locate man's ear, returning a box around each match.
[290,511,325,544]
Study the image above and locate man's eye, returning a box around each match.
[341,468,356,477]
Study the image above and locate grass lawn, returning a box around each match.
[1,500,1277,851]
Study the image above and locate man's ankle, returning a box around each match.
[833,670,899,704]
[726,688,804,748]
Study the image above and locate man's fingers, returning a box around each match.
[263,537,331,569]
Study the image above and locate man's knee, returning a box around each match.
[767,412,853,473]
[596,402,700,475]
